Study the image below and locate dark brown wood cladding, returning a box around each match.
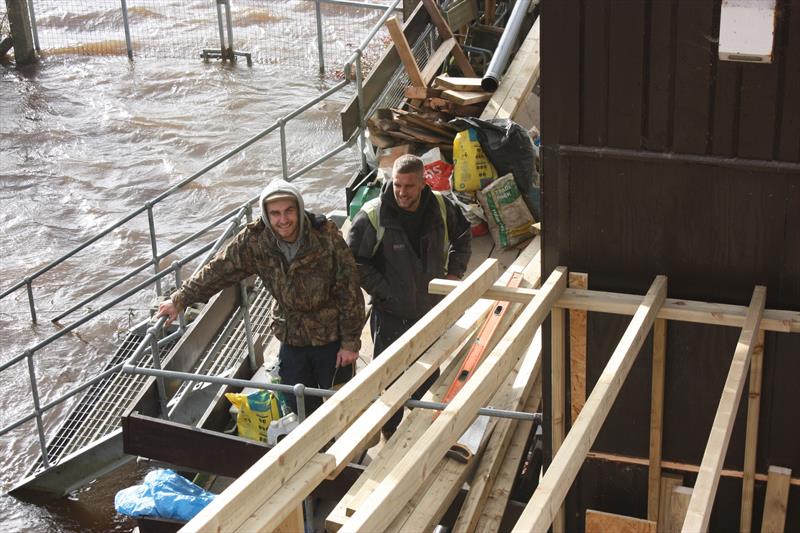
[541,0,800,530]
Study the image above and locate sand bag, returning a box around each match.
[477,174,536,249]
[452,128,498,192]
[225,389,281,443]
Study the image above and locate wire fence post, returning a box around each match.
[314,0,325,74]
[279,119,289,180]
[26,351,50,468]
[119,0,133,60]
[25,0,40,52]
[23,277,37,323]
[353,52,368,173]
[146,203,162,296]
[223,0,235,62]
[215,0,227,59]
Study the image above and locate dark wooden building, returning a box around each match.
[539,0,800,531]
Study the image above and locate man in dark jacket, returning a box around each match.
[157,179,365,416]
[347,154,472,437]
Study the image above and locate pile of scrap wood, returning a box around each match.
[182,239,555,532]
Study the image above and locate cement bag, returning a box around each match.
[452,128,498,192]
[477,174,536,249]
[115,469,215,522]
[225,389,280,443]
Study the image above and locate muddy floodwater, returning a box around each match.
[0,10,375,529]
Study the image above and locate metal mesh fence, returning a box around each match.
[27,0,397,75]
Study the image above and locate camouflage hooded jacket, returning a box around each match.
[172,184,365,351]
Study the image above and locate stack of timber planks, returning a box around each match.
[181,238,545,533]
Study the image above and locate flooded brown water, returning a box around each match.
[0,30,371,532]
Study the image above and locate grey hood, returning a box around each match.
[259,179,306,263]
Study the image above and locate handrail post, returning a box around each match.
[173,261,186,332]
[353,51,369,173]
[25,277,36,324]
[315,0,325,74]
[26,350,50,468]
[239,281,257,372]
[293,383,306,422]
[120,0,134,60]
[148,326,170,417]
[279,118,289,180]
[146,202,162,296]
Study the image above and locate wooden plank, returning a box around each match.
[339,268,568,532]
[607,0,645,149]
[668,487,693,533]
[778,0,800,162]
[645,0,674,151]
[586,509,656,533]
[581,0,607,146]
[657,473,684,533]
[420,0,476,78]
[512,276,668,532]
[434,75,484,91]
[740,329,766,533]
[385,16,425,87]
[761,466,792,533]
[681,286,767,533]
[584,451,800,487]
[442,89,492,105]
[648,319,668,522]
[420,37,456,84]
[273,504,304,533]
[403,86,442,100]
[474,374,542,532]
[481,17,540,121]
[182,259,501,532]
[551,303,566,533]
[569,272,588,423]
[428,281,800,334]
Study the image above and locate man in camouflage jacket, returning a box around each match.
[157,179,365,415]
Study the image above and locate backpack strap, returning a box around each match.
[361,193,449,268]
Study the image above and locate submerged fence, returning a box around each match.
[23,0,397,74]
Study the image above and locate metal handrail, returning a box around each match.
[1,0,408,474]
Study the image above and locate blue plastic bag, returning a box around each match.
[115,469,215,522]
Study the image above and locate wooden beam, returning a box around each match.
[428,281,800,333]
[569,272,588,424]
[740,329,765,533]
[340,268,568,532]
[420,37,457,84]
[658,473,684,533]
[385,16,425,87]
[420,0,477,77]
[586,509,656,533]
[668,487,692,533]
[584,451,800,486]
[512,276,668,532]
[442,88,492,105]
[761,466,792,533]
[551,303,566,533]
[648,319,668,522]
[273,504,304,533]
[182,259,501,532]
[434,75,485,91]
[681,286,767,533]
[481,17,540,120]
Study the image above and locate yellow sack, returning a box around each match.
[452,128,498,192]
[225,390,281,443]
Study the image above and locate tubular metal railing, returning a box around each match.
[2,0,540,480]
[0,0,404,475]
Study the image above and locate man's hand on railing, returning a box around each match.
[156,299,179,327]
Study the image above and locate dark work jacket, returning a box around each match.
[347,181,472,321]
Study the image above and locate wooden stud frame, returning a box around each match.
[681,287,767,533]
[512,276,668,532]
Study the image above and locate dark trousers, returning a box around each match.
[278,340,355,417]
[371,307,440,434]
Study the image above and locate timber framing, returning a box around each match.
[175,260,798,532]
